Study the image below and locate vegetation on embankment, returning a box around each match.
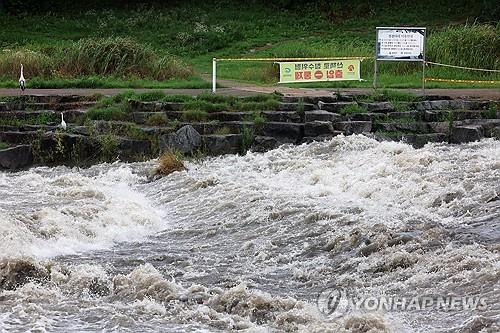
[1,90,499,170]
[0,0,498,88]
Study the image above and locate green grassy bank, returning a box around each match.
[0,0,498,89]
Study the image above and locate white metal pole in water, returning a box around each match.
[212,58,217,93]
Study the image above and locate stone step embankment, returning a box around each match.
[0,94,499,170]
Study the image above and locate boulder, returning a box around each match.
[359,102,394,113]
[493,126,500,140]
[262,111,301,123]
[0,145,33,169]
[261,122,303,143]
[429,100,451,110]
[277,102,315,112]
[388,111,421,120]
[347,113,385,121]
[461,100,490,110]
[203,134,242,155]
[302,133,341,143]
[304,121,334,137]
[403,133,448,148]
[209,112,249,122]
[304,110,341,122]
[251,136,279,152]
[132,112,159,124]
[451,126,483,144]
[334,121,372,135]
[118,138,151,160]
[159,125,202,154]
[374,122,429,133]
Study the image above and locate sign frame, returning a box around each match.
[373,27,426,93]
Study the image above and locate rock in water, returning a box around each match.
[159,125,202,154]
[0,145,33,170]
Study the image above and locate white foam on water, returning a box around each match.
[1,136,499,332]
[0,163,165,259]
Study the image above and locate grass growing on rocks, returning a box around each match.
[339,104,367,115]
[155,150,185,176]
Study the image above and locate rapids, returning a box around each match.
[0,135,499,332]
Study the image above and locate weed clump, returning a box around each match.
[155,150,185,176]
[146,113,168,126]
[339,104,367,114]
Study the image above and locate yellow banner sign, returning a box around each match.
[279,60,361,83]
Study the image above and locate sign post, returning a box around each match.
[374,27,426,94]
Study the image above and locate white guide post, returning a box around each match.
[212,58,217,93]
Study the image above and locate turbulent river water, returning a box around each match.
[0,135,499,332]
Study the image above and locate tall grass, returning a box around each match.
[0,38,192,80]
[427,24,500,70]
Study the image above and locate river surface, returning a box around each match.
[1,135,499,332]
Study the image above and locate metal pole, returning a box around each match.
[373,28,378,90]
[422,29,426,96]
[212,58,217,93]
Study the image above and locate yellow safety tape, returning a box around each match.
[216,57,370,62]
[425,61,500,73]
[425,77,500,84]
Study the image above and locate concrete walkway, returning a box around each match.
[0,87,499,99]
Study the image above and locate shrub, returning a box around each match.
[253,112,266,129]
[146,113,168,126]
[155,150,185,176]
[97,134,119,162]
[182,109,208,122]
[214,126,231,135]
[241,126,254,154]
[86,106,127,121]
[0,141,10,150]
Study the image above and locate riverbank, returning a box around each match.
[0,90,498,170]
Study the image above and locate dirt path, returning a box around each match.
[0,86,499,99]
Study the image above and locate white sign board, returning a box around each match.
[376,27,425,61]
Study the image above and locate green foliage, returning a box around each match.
[97,134,119,162]
[135,91,166,102]
[86,106,127,121]
[253,112,266,129]
[182,109,208,122]
[146,113,169,126]
[214,126,231,135]
[54,130,65,158]
[427,24,500,70]
[482,102,498,119]
[339,104,367,115]
[0,2,498,89]
[183,100,229,113]
[0,141,10,150]
[241,126,254,154]
[0,38,192,81]
[297,98,305,116]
